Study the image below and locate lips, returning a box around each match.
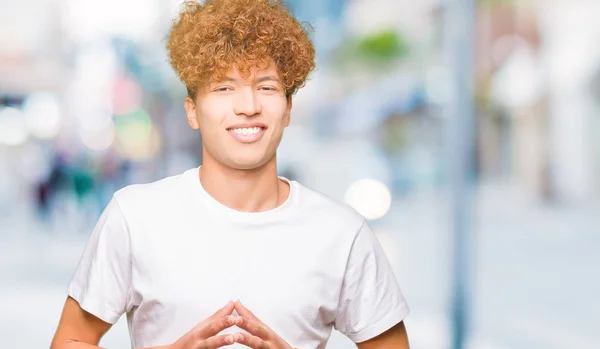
[226,124,267,143]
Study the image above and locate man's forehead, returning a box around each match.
[214,65,282,83]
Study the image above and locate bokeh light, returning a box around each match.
[22,92,63,139]
[0,107,28,146]
[344,178,392,220]
[79,120,116,151]
[112,74,143,115]
[114,108,158,160]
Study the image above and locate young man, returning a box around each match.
[50,1,410,348]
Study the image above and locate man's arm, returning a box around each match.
[50,297,167,349]
[51,297,237,349]
[356,321,410,349]
[50,296,113,349]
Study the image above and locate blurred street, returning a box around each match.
[2,0,600,348]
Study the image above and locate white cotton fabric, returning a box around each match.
[68,167,409,349]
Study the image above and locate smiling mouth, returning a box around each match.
[228,126,264,135]
[227,126,267,143]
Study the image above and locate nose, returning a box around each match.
[232,88,262,117]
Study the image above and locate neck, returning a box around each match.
[198,152,289,213]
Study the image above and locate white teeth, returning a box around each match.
[232,127,262,135]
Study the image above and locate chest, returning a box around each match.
[129,224,345,345]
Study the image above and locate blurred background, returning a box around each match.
[1,0,599,348]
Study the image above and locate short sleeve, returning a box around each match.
[334,221,410,343]
[67,196,132,324]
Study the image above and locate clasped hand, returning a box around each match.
[169,300,296,349]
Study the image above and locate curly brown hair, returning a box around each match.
[166,0,316,98]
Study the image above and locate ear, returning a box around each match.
[284,96,292,127]
[184,96,200,130]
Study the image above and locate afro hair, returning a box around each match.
[166,0,316,98]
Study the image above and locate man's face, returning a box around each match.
[184,62,292,170]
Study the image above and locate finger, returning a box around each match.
[197,315,237,339]
[199,333,238,349]
[210,301,235,320]
[233,332,270,349]
[234,300,259,321]
[234,316,272,340]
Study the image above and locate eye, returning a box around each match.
[259,86,278,91]
[214,87,233,92]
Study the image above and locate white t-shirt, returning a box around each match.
[67,167,409,349]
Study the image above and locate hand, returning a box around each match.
[230,300,295,349]
[170,301,239,349]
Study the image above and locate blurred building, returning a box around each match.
[475,0,600,203]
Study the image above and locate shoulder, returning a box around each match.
[293,181,366,234]
[112,168,195,213]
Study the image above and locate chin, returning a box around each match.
[227,156,272,171]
